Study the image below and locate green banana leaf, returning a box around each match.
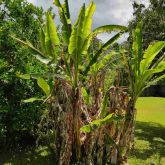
[54,0,71,45]
[81,87,92,105]
[45,12,60,59]
[68,4,85,55]
[80,113,114,133]
[132,21,143,74]
[84,32,124,75]
[37,77,50,96]
[82,25,127,55]
[39,27,46,54]
[11,35,51,64]
[140,41,165,72]
[83,1,96,39]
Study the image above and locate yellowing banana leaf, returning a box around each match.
[22,97,43,103]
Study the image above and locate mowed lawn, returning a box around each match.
[0,97,165,165]
[136,97,165,126]
[129,97,165,165]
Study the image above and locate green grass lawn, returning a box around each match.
[0,97,165,165]
[129,97,165,165]
[136,97,165,126]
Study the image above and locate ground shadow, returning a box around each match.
[0,146,55,165]
[130,121,165,163]
[0,121,165,164]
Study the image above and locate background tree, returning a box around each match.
[129,0,165,49]
[0,0,46,148]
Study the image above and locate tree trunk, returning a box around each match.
[39,81,137,165]
[118,98,136,164]
[72,87,81,163]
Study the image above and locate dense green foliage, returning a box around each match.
[0,0,46,148]
[129,0,165,49]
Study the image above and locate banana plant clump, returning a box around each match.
[12,0,165,164]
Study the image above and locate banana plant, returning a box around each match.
[128,21,165,102]
[12,7,126,86]
[12,0,127,163]
[119,21,165,163]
